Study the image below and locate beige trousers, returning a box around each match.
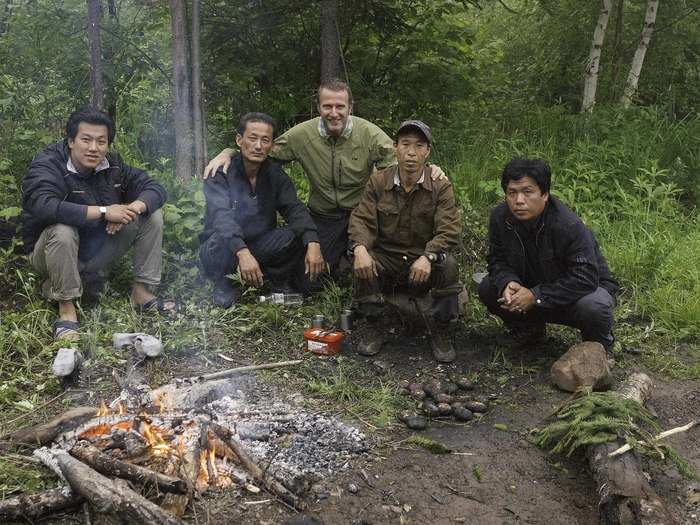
[29,209,164,301]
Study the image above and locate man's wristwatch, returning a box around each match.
[99,206,107,220]
[423,252,438,263]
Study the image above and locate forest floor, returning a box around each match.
[2,277,699,525]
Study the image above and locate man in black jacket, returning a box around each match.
[21,107,169,341]
[199,112,323,308]
[478,158,619,350]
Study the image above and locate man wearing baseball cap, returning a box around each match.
[348,120,463,362]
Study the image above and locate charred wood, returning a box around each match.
[0,487,83,521]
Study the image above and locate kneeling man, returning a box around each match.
[21,107,169,341]
[348,121,463,362]
[478,158,619,351]
[199,112,323,307]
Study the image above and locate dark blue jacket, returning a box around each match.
[200,154,318,253]
[486,196,619,309]
[21,140,166,257]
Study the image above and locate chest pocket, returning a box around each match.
[377,198,400,238]
[338,145,369,189]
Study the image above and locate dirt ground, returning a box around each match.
[9,321,700,525]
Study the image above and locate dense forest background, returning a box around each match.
[0,0,698,346]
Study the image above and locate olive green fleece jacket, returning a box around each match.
[271,116,395,217]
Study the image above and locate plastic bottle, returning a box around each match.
[258,292,303,305]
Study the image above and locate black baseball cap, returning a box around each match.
[396,120,432,144]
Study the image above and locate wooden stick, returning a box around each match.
[69,444,188,494]
[608,420,697,457]
[45,448,185,525]
[0,406,96,450]
[209,420,306,511]
[189,359,302,382]
[0,487,83,521]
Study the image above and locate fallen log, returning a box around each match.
[0,406,96,449]
[38,448,184,525]
[0,487,83,521]
[70,444,188,494]
[586,372,678,525]
[209,420,306,511]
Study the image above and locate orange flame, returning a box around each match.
[96,400,110,417]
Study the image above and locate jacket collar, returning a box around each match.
[318,115,353,139]
[229,152,271,180]
[61,139,111,175]
[384,164,431,192]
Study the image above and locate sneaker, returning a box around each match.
[429,326,456,363]
[212,280,238,308]
[508,323,546,350]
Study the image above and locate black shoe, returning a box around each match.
[430,326,456,363]
[212,280,238,308]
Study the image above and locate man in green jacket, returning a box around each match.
[203,79,443,274]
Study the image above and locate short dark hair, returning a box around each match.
[237,112,276,136]
[317,78,353,106]
[500,158,551,195]
[66,107,116,145]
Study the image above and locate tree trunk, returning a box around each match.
[190,0,206,178]
[170,0,194,181]
[620,0,659,108]
[586,373,678,524]
[320,0,341,81]
[581,0,613,112]
[87,0,105,109]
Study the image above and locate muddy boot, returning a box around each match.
[212,279,239,309]
[429,324,456,363]
[352,323,386,357]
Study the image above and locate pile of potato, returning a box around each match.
[398,378,488,430]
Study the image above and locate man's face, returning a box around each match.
[68,122,109,173]
[318,88,351,137]
[394,131,430,176]
[505,176,549,221]
[235,121,274,165]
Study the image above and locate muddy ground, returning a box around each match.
[19,318,699,525]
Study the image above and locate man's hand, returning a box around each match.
[508,286,536,313]
[127,200,147,215]
[409,255,431,286]
[428,164,447,181]
[105,204,137,224]
[203,149,235,180]
[353,245,377,280]
[105,222,123,235]
[236,248,264,287]
[304,242,325,282]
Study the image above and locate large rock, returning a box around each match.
[551,341,612,392]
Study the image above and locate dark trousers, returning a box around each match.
[477,274,615,348]
[310,210,351,275]
[199,227,309,292]
[354,251,462,323]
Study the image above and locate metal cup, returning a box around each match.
[312,315,325,328]
[339,309,353,332]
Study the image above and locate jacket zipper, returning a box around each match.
[506,219,527,277]
[331,141,339,209]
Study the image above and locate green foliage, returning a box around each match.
[405,435,452,454]
[530,388,659,457]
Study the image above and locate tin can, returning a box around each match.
[311,315,325,328]
[339,309,353,332]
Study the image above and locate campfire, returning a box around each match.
[1,360,368,524]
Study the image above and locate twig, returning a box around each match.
[189,360,302,382]
[608,420,697,457]
[2,391,66,427]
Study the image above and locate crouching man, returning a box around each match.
[478,158,619,351]
[21,107,170,341]
[199,112,324,307]
[348,120,463,362]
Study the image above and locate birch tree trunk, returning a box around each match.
[581,0,613,112]
[170,0,194,181]
[620,0,659,108]
[190,0,206,178]
[320,0,341,82]
[87,0,105,109]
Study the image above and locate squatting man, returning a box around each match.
[478,158,619,352]
[21,107,172,342]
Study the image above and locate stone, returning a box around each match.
[550,341,612,392]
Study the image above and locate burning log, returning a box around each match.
[0,406,96,450]
[69,444,188,494]
[161,445,200,517]
[209,420,306,511]
[0,488,83,521]
[586,373,678,525]
[36,448,185,525]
